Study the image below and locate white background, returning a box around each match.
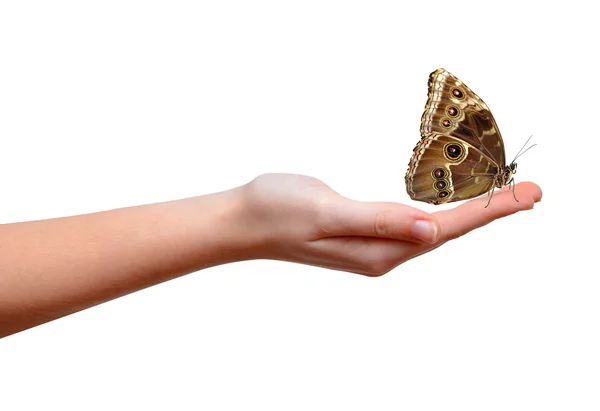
[1,1,598,410]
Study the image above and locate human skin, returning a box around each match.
[0,173,542,338]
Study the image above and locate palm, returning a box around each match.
[242,173,542,276]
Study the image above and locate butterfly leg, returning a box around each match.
[485,185,496,208]
[509,178,519,202]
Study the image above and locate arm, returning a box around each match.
[0,173,542,338]
[0,188,255,338]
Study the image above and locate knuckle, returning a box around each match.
[314,199,336,236]
[362,254,395,277]
[365,264,392,277]
[447,215,467,240]
[374,211,391,237]
[336,238,393,276]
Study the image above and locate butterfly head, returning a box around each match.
[498,163,516,187]
[508,135,537,178]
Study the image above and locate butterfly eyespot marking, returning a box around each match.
[437,190,449,199]
[452,88,464,99]
[447,106,459,117]
[432,168,447,179]
[441,118,452,128]
[443,143,464,161]
[434,180,448,190]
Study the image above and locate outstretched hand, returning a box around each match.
[0,172,542,337]
[239,173,542,276]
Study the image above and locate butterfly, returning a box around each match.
[405,68,532,207]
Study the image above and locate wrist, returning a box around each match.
[205,184,270,265]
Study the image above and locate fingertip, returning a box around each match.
[513,182,543,209]
[519,181,543,202]
[411,219,439,244]
[430,214,442,243]
[405,205,441,243]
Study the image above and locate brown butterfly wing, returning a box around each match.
[420,68,506,167]
[405,133,499,204]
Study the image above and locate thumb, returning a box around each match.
[320,197,440,244]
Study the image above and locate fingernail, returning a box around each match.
[412,220,438,244]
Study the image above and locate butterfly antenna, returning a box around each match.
[511,134,537,163]
[513,143,538,162]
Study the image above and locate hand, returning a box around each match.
[0,172,542,337]
[239,173,542,276]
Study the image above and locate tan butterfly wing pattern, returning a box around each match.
[406,133,498,204]
[421,68,506,167]
[406,68,507,205]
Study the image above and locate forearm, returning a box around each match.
[0,186,254,338]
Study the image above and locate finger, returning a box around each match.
[320,198,440,244]
[434,181,542,241]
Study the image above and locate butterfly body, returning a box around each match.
[405,68,517,205]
